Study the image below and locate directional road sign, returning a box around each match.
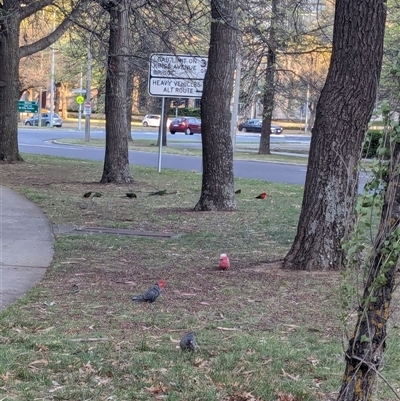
[18,101,38,113]
[148,53,208,98]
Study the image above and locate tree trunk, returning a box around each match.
[258,0,278,155]
[337,136,400,400]
[156,98,173,147]
[0,5,22,162]
[100,0,134,183]
[283,0,387,271]
[126,66,134,142]
[55,83,61,113]
[0,0,88,162]
[61,83,68,119]
[194,0,238,211]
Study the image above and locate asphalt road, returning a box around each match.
[18,127,310,186]
[17,126,368,189]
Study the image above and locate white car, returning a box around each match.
[142,114,172,127]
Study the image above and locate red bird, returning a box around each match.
[219,253,230,270]
[255,191,267,199]
[131,280,166,303]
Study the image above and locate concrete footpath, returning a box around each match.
[0,186,54,310]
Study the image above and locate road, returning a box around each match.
[17,127,367,189]
[18,127,309,186]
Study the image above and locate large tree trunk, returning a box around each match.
[61,83,68,119]
[126,24,134,142]
[337,136,400,400]
[126,65,134,142]
[100,0,134,183]
[0,0,88,162]
[0,5,22,162]
[258,0,278,155]
[194,0,238,211]
[283,0,387,271]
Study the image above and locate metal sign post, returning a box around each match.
[85,38,92,142]
[83,101,92,142]
[158,97,165,173]
[148,53,207,172]
[72,87,86,131]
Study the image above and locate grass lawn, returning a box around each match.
[0,154,399,400]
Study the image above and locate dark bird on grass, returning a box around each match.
[125,192,137,198]
[180,332,199,352]
[255,191,267,199]
[131,280,166,303]
[92,192,103,197]
[149,189,167,196]
[235,189,242,194]
[83,191,92,198]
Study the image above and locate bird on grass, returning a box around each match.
[219,253,230,270]
[255,191,267,199]
[131,280,166,303]
[235,189,242,194]
[125,192,137,198]
[149,189,167,196]
[83,191,102,198]
[180,332,199,352]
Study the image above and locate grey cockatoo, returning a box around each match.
[180,332,199,351]
[131,280,166,303]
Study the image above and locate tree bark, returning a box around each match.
[126,63,134,142]
[283,0,387,271]
[0,0,88,162]
[194,0,238,211]
[100,0,134,183]
[0,4,22,162]
[258,0,278,155]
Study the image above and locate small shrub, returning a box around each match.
[169,107,200,117]
[362,130,382,158]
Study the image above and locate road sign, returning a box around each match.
[83,101,92,115]
[76,95,85,105]
[148,53,207,98]
[18,101,38,113]
[72,89,86,94]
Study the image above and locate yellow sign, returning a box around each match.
[76,95,85,105]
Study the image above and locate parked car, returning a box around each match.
[238,118,283,135]
[142,114,172,127]
[25,113,63,127]
[169,117,201,135]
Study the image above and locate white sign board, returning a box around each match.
[148,53,207,98]
[83,101,92,115]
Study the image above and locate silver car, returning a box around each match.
[25,113,63,127]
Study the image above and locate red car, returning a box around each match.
[169,117,201,135]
